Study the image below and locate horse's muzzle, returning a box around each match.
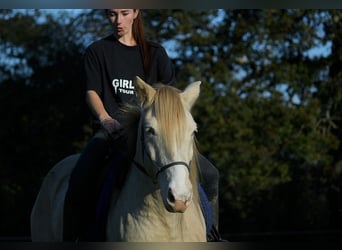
[165,188,192,213]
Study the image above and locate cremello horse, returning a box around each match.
[30,77,206,242]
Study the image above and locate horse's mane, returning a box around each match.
[119,84,199,201]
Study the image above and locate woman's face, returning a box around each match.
[107,9,139,38]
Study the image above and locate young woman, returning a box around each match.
[63,9,220,241]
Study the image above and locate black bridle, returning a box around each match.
[133,160,191,183]
[133,124,191,183]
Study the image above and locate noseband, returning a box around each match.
[133,160,191,183]
[155,161,191,178]
[133,124,191,183]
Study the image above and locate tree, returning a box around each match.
[0,9,91,236]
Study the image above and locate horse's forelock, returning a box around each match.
[153,85,186,157]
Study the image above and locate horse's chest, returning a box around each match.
[105,174,206,242]
[123,213,172,241]
[107,203,206,242]
[108,202,172,241]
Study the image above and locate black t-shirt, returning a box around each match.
[83,34,175,121]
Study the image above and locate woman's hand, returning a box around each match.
[100,117,122,134]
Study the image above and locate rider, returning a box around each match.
[63,9,221,241]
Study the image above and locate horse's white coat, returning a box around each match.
[30,77,206,242]
[30,154,79,241]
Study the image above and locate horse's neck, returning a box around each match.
[121,160,173,217]
[124,160,160,205]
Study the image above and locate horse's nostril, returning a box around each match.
[166,188,191,213]
[168,188,175,203]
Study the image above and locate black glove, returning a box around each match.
[100,118,124,139]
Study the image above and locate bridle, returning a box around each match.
[133,160,191,184]
[133,122,191,184]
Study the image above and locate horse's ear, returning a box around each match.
[181,81,201,110]
[135,76,156,105]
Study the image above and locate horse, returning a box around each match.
[30,76,206,242]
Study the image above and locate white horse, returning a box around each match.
[30,77,206,242]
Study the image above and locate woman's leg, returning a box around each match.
[197,153,220,229]
[63,129,112,241]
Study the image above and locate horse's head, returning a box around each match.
[134,76,201,213]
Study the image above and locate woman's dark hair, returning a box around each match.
[132,10,151,80]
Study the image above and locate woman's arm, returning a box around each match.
[86,90,111,121]
[86,90,121,133]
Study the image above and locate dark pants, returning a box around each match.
[197,154,220,227]
[63,129,114,241]
[63,129,220,241]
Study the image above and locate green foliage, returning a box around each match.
[0,9,341,237]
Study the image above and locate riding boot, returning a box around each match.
[63,129,112,241]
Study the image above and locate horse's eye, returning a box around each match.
[146,127,156,136]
